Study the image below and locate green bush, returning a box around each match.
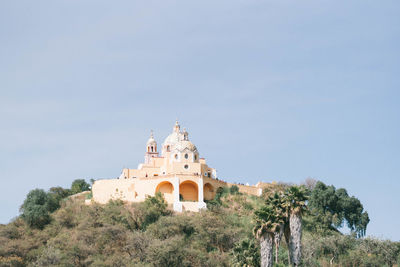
[20,189,59,229]
[231,238,260,267]
[146,215,195,240]
[230,185,240,195]
[132,192,171,230]
[70,179,90,195]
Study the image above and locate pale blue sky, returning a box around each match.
[0,1,399,240]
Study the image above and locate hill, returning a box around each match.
[1,182,399,267]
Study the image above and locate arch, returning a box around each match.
[204,183,215,201]
[179,180,198,201]
[155,181,174,202]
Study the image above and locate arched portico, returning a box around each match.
[179,180,198,201]
[155,181,174,202]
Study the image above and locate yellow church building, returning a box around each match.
[92,121,264,212]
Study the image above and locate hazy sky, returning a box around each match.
[1,1,399,240]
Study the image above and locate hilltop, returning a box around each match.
[1,182,399,267]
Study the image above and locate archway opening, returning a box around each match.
[155,181,174,202]
[179,181,198,201]
[204,183,215,201]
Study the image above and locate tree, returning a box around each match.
[49,186,72,204]
[283,185,308,267]
[70,179,90,194]
[133,192,171,230]
[308,181,369,237]
[341,196,369,238]
[266,192,287,265]
[232,238,260,267]
[20,189,57,229]
[254,204,283,267]
[302,178,318,191]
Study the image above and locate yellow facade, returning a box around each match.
[91,121,264,212]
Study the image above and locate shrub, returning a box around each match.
[146,215,195,240]
[32,246,63,266]
[146,236,190,267]
[132,193,171,230]
[100,200,136,230]
[48,187,72,202]
[123,231,151,262]
[231,238,260,267]
[20,189,58,229]
[70,179,90,195]
[0,256,24,267]
[230,185,240,195]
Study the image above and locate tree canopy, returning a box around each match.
[19,189,59,229]
[307,181,369,237]
[70,179,90,194]
[19,179,91,229]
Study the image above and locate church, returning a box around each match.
[91,121,264,212]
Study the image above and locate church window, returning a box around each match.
[175,154,178,159]
[167,145,170,152]
[204,172,208,176]
[151,146,154,152]
[184,164,189,169]
[194,155,197,160]
[185,153,188,159]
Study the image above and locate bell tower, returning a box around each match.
[183,128,189,141]
[145,130,159,164]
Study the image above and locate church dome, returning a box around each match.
[161,121,199,156]
[162,120,183,149]
[146,131,157,145]
[163,131,181,147]
[147,137,156,145]
[174,140,197,152]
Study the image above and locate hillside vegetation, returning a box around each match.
[1,180,399,267]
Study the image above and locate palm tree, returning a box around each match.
[283,186,308,267]
[266,192,287,264]
[253,204,283,267]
